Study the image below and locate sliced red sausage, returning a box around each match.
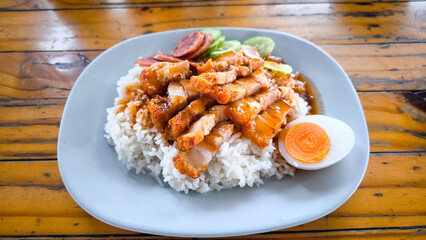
[135,57,161,67]
[152,51,183,63]
[185,33,213,59]
[172,31,204,57]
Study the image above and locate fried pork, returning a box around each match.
[188,69,238,93]
[196,59,229,73]
[207,68,270,104]
[173,122,234,178]
[176,105,228,151]
[168,96,216,139]
[227,88,282,125]
[139,61,191,96]
[242,99,292,148]
[148,81,198,130]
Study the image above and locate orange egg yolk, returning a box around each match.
[284,122,330,164]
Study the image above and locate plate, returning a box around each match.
[58,28,369,237]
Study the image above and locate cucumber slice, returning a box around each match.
[200,28,222,41]
[210,40,242,59]
[263,61,293,75]
[263,61,281,72]
[198,36,225,60]
[243,36,275,58]
[279,64,293,74]
[205,35,225,54]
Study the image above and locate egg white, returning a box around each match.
[278,115,355,170]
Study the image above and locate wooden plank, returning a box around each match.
[230,229,426,239]
[0,2,424,51]
[0,125,58,143]
[0,216,133,236]
[0,161,62,186]
[0,104,63,159]
[0,125,58,158]
[0,98,67,107]
[321,44,426,91]
[2,185,423,218]
[37,229,425,240]
[0,186,85,217]
[0,105,63,125]
[1,216,425,236]
[0,44,424,102]
[0,51,97,99]
[362,153,426,188]
[0,0,414,10]
[42,229,426,240]
[1,92,424,160]
[330,187,426,216]
[359,92,426,152]
[0,143,57,160]
[297,216,426,232]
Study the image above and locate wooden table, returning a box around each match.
[1,0,425,239]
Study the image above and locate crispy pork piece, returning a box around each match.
[139,61,191,96]
[188,60,204,68]
[218,49,263,72]
[188,69,238,94]
[168,96,216,139]
[173,122,234,179]
[241,46,263,70]
[278,86,298,107]
[148,81,198,130]
[242,99,292,149]
[196,48,262,77]
[216,50,248,66]
[197,59,229,74]
[252,68,270,87]
[176,105,228,151]
[229,65,251,77]
[207,68,270,104]
[227,88,282,125]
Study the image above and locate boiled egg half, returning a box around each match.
[278,115,355,170]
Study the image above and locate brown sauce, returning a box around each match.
[298,73,321,115]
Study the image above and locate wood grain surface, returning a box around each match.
[0,0,416,10]
[0,0,425,239]
[0,2,425,51]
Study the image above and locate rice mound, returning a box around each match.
[105,66,309,193]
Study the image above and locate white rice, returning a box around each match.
[105,66,309,193]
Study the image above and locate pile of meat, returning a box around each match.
[117,33,303,179]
